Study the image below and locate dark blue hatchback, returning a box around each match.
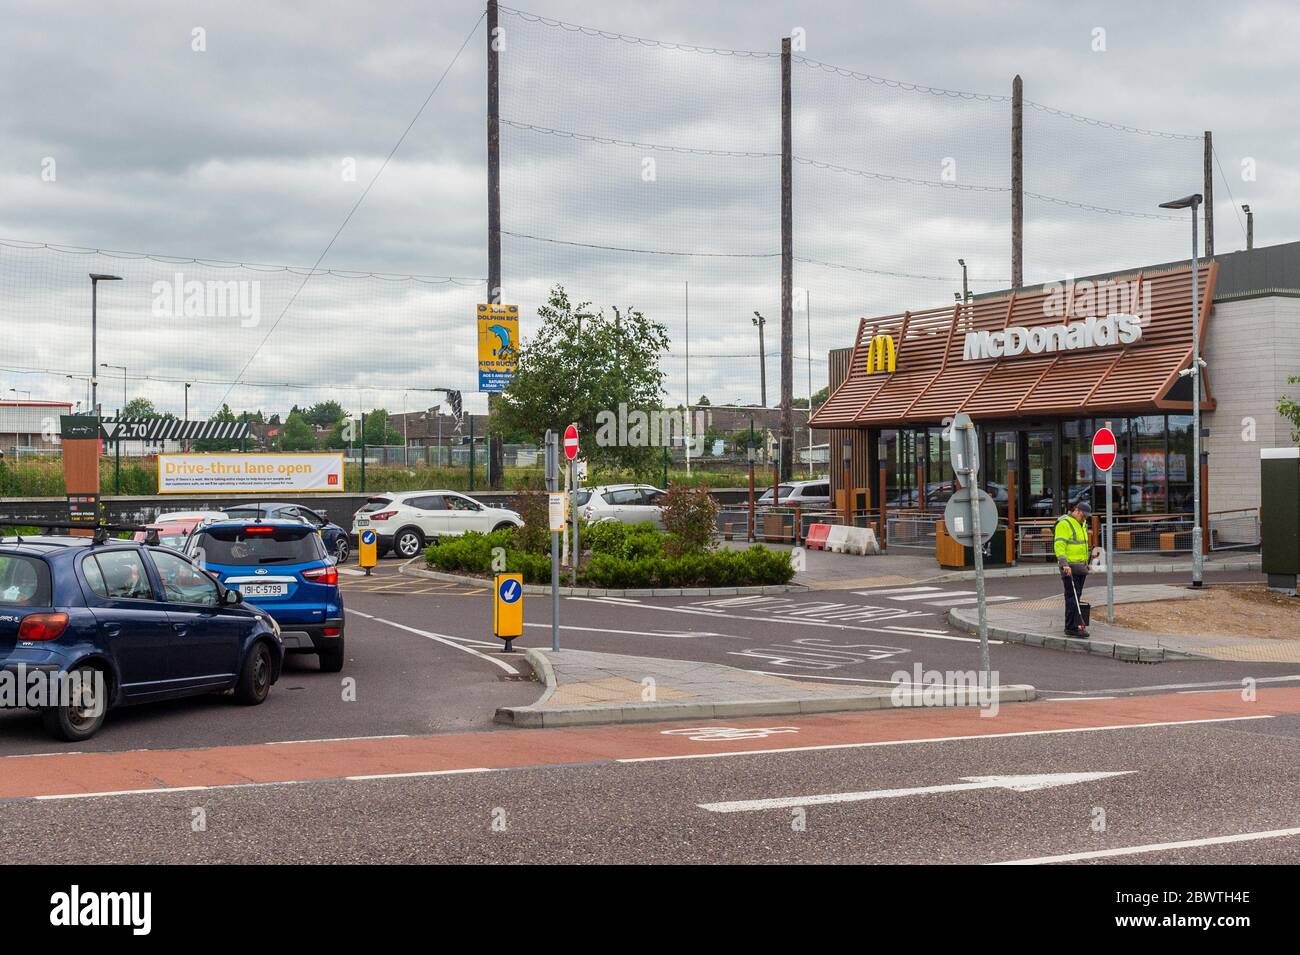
[188,519,346,673]
[0,536,282,741]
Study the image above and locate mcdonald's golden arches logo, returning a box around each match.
[864,334,897,373]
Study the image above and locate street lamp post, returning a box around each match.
[1159,193,1205,588]
[1242,204,1253,250]
[752,311,768,408]
[89,274,122,422]
[100,364,127,410]
[183,383,192,451]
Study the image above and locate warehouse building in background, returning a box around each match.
[811,240,1300,553]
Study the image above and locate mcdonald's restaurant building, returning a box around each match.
[810,240,1300,554]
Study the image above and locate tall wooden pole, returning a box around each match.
[1011,75,1023,290]
[1203,130,1215,258]
[487,0,504,488]
[779,36,794,482]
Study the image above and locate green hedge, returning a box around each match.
[424,527,793,589]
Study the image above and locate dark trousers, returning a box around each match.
[1062,571,1087,630]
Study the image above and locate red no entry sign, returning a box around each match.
[563,423,579,460]
[1091,427,1117,473]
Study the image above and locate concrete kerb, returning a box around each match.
[398,560,809,598]
[946,607,1199,663]
[932,557,1261,583]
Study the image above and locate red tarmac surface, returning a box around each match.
[4,688,1296,800]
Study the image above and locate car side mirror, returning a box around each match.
[223,588,243,606]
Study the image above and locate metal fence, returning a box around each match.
[1209,509,1261,551]
[886,512,938,550]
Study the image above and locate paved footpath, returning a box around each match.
[951,584,1300,664]
[3,686,1296,802]
[496,647,1033,726]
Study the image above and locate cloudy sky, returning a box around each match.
[1,0,1294,421]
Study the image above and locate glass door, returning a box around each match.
[1023,430,1056,518]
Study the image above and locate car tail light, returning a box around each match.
[244,525,275,535]
[323,626,341,636]
[368,511,397,521]
[18,612,69,642]
[302,566,338,586]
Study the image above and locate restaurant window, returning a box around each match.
[1167,415,1194,513]
[1062,419,1095,516]
[927,427,957,508]
[1131,415,1168,513]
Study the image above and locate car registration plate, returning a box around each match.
[356,518,369,526]
[241,583,288,598]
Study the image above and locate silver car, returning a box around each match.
[576,484,666,526]
[756,479,832,509]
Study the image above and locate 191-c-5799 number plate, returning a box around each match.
[240,583,288,597]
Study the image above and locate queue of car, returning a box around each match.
[0,483,692,742]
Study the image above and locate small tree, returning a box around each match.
[278,412,317,451]
[659,484,719,556]
[1279,376,1300,443]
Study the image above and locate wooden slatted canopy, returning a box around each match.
[812,262,1216,428]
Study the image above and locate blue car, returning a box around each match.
[0,535,282,741]
[188,519,346,673]
[221,502,350,563]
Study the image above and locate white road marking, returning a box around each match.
[344,768,491,781]
[700,771,1134,812]
[338,568,366,577]
[523,622,719,639]
[568,598,947,638]
[265,734,410,746]
[852,586,944,596]
[1042,696,1116,702]
[991,826,1300,865]
[618,715,1275,763]
[33,780,305,801]
[940,595,1020,606]
[889,590,977,602]
[347,610,521,674]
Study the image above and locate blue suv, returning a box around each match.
[188,519,346,672]
[222,503,350,563]
[0,535,282,741]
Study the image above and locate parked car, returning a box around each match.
[0,535,281,741]
[351,491,524,559]
[576,484,666,526]
[757,479,832,509]
[131,510,226,551]
[222,503,351,563]
[187,519,345,672]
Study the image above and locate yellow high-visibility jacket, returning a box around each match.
[1054,514,1090,567]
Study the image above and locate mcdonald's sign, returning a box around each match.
[864,334,897,373]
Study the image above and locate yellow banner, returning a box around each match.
[477,303,520,392]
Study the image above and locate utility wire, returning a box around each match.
[1211,145,1248,241]
[218,8,487,407]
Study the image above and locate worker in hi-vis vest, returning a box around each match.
[1054,500,1093,638]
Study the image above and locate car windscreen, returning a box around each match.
[0,553,52,607]
[134,524,193,550]
[573,490,592,507]
[192,526,322,566]
[357,497,392,513]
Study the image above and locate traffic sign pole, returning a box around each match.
[960,420,990,679]
[1102,422,1115,624]
[545,429,560,651]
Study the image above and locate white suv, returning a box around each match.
[576,484,666,526]
[352,490,524,559]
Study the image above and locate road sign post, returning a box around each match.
[1092,424,1118,624]
[947,414,990,679]
[564,424,580,587]
[493,572,524,652]
[358,528,378,577]
[545,429,561,652]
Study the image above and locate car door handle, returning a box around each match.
[102,623,122,635]
[172,623,187,633]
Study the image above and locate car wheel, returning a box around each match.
[41,664,108,742]
[319,636,345,673]
[394,528,425,559]
[234,641,273,705]
[492,522,515,534]
[333,537,350,564]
